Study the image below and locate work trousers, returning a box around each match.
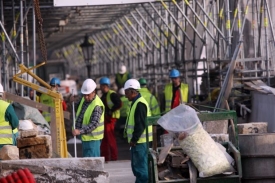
[100,116,118,161]
[131,143,148,183]
[82,140,101,157]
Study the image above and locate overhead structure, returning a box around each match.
[0,0,275,111]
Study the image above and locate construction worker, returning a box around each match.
[124,79,152,183]
[115,65,131,91]
[116,88,130,138]
[72,79,104,157]
[0,83,19,149]
[138,78,160,116]
[164,69,189,113]
[40,77,67,123]
[100,77,122,161]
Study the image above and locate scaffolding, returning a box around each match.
[1,0,275,110]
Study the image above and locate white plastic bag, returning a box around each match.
[179,124,232,177]
[158,104,232,177]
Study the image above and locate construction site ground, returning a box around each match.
[67,135,135,182]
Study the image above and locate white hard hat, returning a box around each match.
[119,65,127,74]
[0,83,3,93]
[81,79,96,94]
[124,79,140,90]
[119,88,125,95]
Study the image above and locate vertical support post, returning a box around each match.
[33,0,36,100]
[20,0,24,96]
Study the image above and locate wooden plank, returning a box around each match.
[157,143,173,165]
[252,80,267,87]
[243,82,262,90]
[3,92,70,119]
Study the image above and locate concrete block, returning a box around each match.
[202,120,228,134]
[19,129,38,138]
[19,143,52,159]
[237,122,268,134]
[17,135,51,148]
[210,134,229,143]
[0,158,108,183]
[0,145,19,160]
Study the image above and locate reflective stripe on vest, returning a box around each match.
[164,83,189,112]
[0,100,13,144]
[107,90,120,119]
[125,96,152,143]
[76,96,105,141]
[40,94,54,123]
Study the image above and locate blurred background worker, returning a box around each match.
[0,83,19,149]
[100,77,122,161]
[138,78,160,116]
[124,79,152,183]
[72,79,104,157]
[115,65,131,92]
[164,69,189,113]
[116,88,130,139]
[39,77,67,123]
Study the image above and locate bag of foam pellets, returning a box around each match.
[158,104,232,177]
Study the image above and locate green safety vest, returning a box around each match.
[125,97,152,143]
[116,72,128,87]
[120,96,130,117]
[106,90,120,119]
[0,100,13,145]
[76,95,105,141]
[164,83,189,112]
[40,94,54,123]
[139,88,160,116]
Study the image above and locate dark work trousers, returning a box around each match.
[131,143,148,183]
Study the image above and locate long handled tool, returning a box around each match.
[72,90,77,158]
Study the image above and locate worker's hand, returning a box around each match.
[178,132,187,141]
[72,129,80,136]
[129,141,136,147]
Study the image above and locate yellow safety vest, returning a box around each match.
[116,72,128,86]
[106,90,120,119]
[76,95,105,141]
[0,100,13,145]
[125,97,152,143]
[139,88,160,116]
[40,94,54,123]
[164,83,188,112]
[120,96,130,117]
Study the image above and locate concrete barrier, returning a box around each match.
[0,157,109,183]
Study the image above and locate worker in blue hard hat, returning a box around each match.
[163,69,189,113]
[99,76,122,161]
[40,77,67,123]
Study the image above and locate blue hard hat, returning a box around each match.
[169,69,180,78]
[50,77,61,86]
[100,77,110,85]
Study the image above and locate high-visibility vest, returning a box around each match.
[40,94,54,123]
[120,96,130,117]
[125,97,152,143]
[106,90,120,119]
[0,100,13,145]
[116,72,128,87]
[76,95,105,141]
[139,88,160,116]
[164,83,188,112]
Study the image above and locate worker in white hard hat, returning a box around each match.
[0,83,19,149]
[115,65,131,92]
[116,88,130,139]
[72,79,105,157]
[123,79,152,183]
